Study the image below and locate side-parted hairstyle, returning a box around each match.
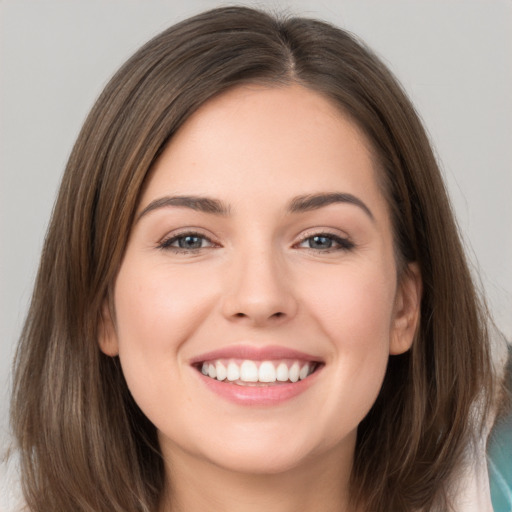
[11,6,495,512]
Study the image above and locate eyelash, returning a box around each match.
[157,231,217,253]
[295,232,355,253]
[157,231,355,254]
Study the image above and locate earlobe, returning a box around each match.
[98,299,119,357]
[390,262,422,355]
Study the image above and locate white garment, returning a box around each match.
[450,440,495,512]
[0,449,24,512]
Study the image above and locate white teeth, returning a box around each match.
[200,359,316,384]
[215,361,227,381]
[289,362,300,383]
[240,360,259,382]
[258,361,276,383]
[299,363,310,380]
[227,362,240,381]
[276,362,289,382]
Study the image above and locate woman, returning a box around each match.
[9,6,499,511]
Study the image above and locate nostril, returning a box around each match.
[232,311,285,320]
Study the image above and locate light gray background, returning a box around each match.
[1,0,511,446]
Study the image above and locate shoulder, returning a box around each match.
[451,330,510,512]
[0,443,26,512]
[450,441,494,512]
[487,337,512,512]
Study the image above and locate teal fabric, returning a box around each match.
[488,344,512,512]
[487,412,512,512]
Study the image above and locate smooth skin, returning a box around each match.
[100,84,422,512]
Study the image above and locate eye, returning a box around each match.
[297,233,354,252]
[158,232,216,252]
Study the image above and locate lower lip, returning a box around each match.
[195,367,321,406]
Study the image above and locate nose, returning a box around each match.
[221,247,298,327]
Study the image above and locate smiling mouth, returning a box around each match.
[196,359,321,386]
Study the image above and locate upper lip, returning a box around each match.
[189,344,323,365]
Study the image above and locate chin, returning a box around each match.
[207,444,313,476]
[188,423,341,476]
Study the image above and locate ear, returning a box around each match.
[389,262,422,355]
[98,298,119,357]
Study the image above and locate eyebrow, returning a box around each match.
[288,193,374,221]
[137,192,374,222]
[137,195,231,222]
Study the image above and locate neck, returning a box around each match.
[159,443,357,512]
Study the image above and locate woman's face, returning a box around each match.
[100,85,420,476]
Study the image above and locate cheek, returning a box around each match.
[306,261,397,349]
[114,260,218,350]
[112,260,219,411]
[301,261,396,425]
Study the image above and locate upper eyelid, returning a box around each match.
[295,227,351,242]
[157,227,352,247]
[158,230,219,250]
[294,230,355,251]
[160,228,217,242]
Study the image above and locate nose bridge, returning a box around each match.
[222,238,297,325]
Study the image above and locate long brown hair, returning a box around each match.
[11,6,495,511]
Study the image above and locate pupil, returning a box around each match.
[311,236,332,249]
[179,236,202,249]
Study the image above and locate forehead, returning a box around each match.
[141,84,385,217]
